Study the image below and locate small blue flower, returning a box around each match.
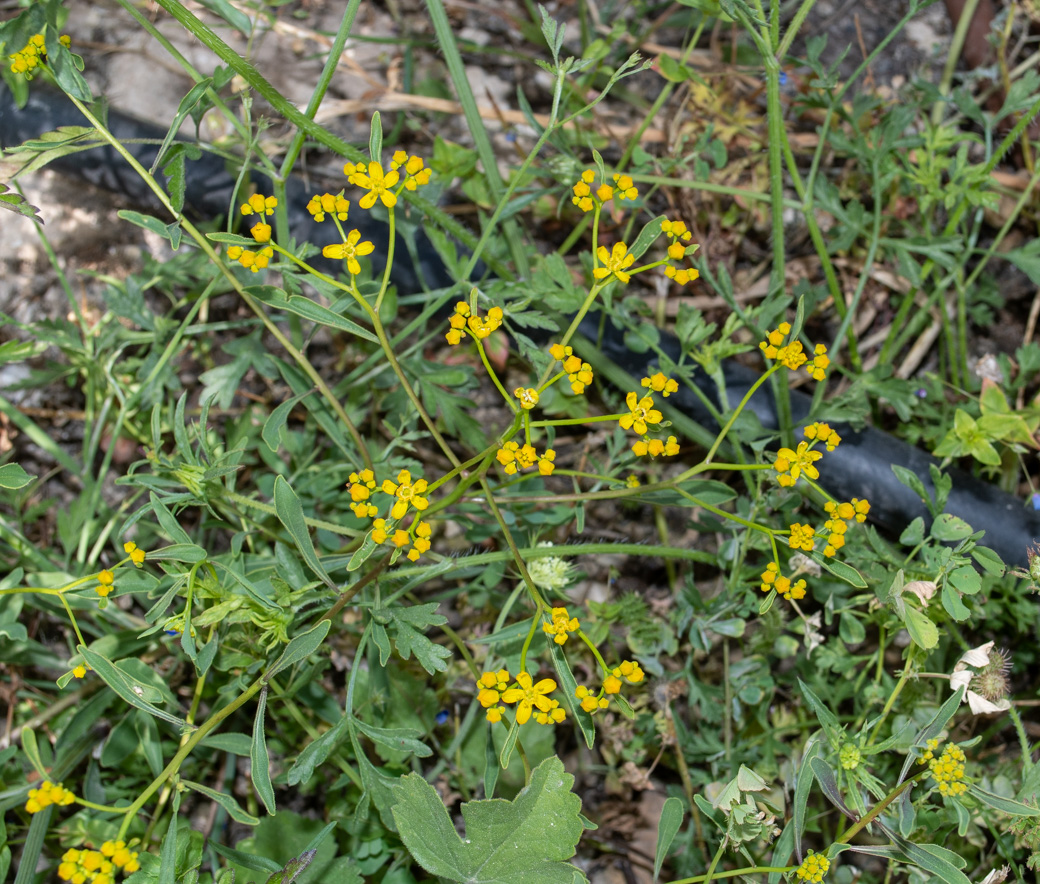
[435,709,449,725]
[1031,492,1040,511]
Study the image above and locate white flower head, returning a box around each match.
[950,641,1011,715]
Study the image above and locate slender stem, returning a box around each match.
[116,677,264,840]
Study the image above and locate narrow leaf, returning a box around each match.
[252,687,276,815]
[79,646,189,729]
[181,778,260,825]
[273,476,334,588]
[267,620,332,681]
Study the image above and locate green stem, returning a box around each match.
[116,677,265,840]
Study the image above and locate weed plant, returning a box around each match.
[1,1,1040,883]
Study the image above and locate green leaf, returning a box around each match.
[969,784,1040,816]
[654,797,684,881]
[940,584,970,622]
[0,462,33,490]
[264,851,317,884]
[947,565,981,595]
[181,778,260,825]
[79,646,189,729]
[970,545,1004,576]
[392,756,586,884]
[889,834,970,884]
[353,718,433,758]
[546,636,595,749]
[902,605,939,650]
[273,476,334,588]
[389,604,451,674]
[247,287,378,343]
[252,687,276,815]
[267,620,332,681]
[798,679,841,735]
[0,182,42,224]
[930,513,973,542]
[119,210,183,250]
[812,554,867,588]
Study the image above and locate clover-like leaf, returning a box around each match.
[392,756,586,884]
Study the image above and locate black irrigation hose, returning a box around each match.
[4,87,1040,567]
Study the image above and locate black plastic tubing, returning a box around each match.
[4,86,1039,567]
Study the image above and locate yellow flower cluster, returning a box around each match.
[820,498,870,556]
[347,469,432,562]
[661,219,699,286]
[306,191,350,223]
[549,344,594,394]
[96,569,114,598]
[476,670,565,725]
[760,561,807,601]
[224,195,278,270]
[794,851,830,883]
[920,739,968,797]
[803,421,841,451]
[496,441,556,476]
[344,151,431,210]
[542,606,579,644]
[58,841,141,883]
[759,323,830,380]
[226,244,273,273]
[446,302,504,346]
[322,229,375,276]
[576,660,644,713]
[571,169,639,212]
[621,375,681,458]
[788,522,815,552]
[125,541,146,565]
[71,661,92,679]
[8,32,69,78]
[25,780,75,813]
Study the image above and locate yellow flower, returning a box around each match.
[96,569,114,598]
[795,851,830,882]
[542,606,580,644]
[393,153,432,190]
[514,387,540,410]
[240,194,277,217]
[407,521,433,562]
[926,741,969,796]
[500,671,557,725]
[348,469,378,519]
[619,392,662,435]
[72,664,87,679]
[322,229,375,275]
[538,449,556,476]
[805,343,830,381]
[226,245,274,273]
[663,265,699,285]
[571,169,597,212]
[788,522,816,551]
[353,161,400,209]
[632,435,679,458]
[603,674,623,694]
[594,242,636,284]
[613,173,638,200]
[306,192,350,222]
[642,372,679,397]
[249,221,272,243]
[467,306,504,340]
[803,422,840,451]
[372,518,389,544]
[759,562,806,600]
[381,470,430,520]
[614,660,644,682]
[533,698,567,725]
[773,442,822,487]
[25,780,75,814]
[576,685,610,713]
[124,541,146,566]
